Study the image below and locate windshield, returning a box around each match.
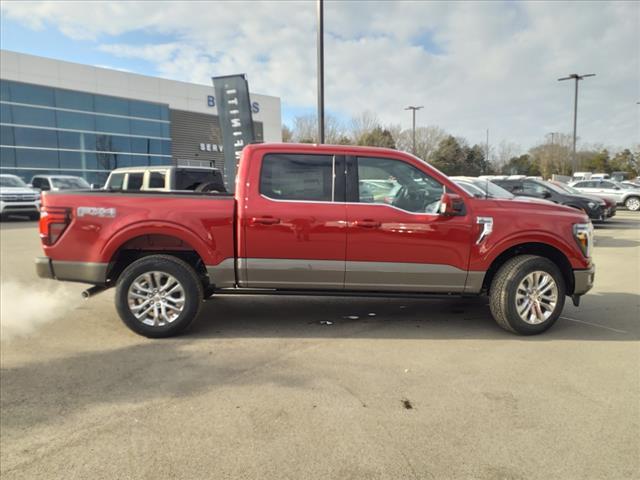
[0,176,28,188]
[454,181,485,197]
[466,179,514,199]
[543,181,571,195]
[552,182,580,195]
[51,177,90,189]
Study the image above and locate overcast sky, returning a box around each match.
[1,0,638,152]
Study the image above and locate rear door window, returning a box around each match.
[260,154,340,201]
[126,173,144,190]
[148,171,167,189]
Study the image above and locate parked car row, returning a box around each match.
[0,174,91,220]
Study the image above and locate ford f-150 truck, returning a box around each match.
[36,143,595,338]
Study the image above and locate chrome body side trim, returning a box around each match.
[205,258,236,288]
[244,258,345,289]
[345,261,467,292]
[476,216,493,245]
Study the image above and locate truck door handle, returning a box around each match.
[251,216,280,225]
[354,219,381,228]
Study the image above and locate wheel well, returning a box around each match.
[107,234,208,285]
[482,243,574,294]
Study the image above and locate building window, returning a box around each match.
[56,110,95,131]
[9,82,55,107]
[15,148,58,168]
[11,105,56,127]
[94,95,129,116]
[95,115,130,135]
[14,127,58,148]
[55,89,94,111]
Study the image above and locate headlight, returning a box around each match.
[587,201,596,209]
[573,223,593,258]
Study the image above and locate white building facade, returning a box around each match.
[0,50,281,184]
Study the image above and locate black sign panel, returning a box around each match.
[212,74,256,192]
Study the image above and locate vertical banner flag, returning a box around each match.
[212,74,256,192]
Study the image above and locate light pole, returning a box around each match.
[316,0,325,144]
[405,105,423,154]
[558,73,595,172]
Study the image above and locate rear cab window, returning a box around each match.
[260,153,343,202]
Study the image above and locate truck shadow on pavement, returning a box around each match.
[0,293,636,433]
[191,292,638,342]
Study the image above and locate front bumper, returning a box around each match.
[573,264,595,295]
[0,200,40,214]
[35,257,108,285]
[585,205,605,221]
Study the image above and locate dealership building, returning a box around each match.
[0,50,282,184]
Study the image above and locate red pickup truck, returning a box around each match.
[36,143,595,337]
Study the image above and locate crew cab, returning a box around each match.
[35,144,595,338]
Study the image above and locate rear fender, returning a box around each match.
[101,221,220,266]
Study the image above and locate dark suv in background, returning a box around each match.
[492,178,607,222]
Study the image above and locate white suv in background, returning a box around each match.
[569,179,640,211]
[0,174,41,220]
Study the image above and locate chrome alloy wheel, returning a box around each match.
[625,197,640,211]
[515,271,558,325]
[127,271,185,326]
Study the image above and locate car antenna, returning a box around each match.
[485,177,489,199]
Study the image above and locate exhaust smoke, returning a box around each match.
[0,281,80,341]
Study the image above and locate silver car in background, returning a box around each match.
[569,179,640,211]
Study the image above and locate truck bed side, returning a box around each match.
[38,191,236,286]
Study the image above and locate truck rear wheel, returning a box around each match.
[115,255,203,338]
[489,255,565,335]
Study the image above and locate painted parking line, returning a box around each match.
[560,316,629,334]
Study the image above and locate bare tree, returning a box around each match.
[496,141,521,170]
[290,114,348,144]
[350,111,381,144]
[281,124,293,142]
[396,126,447,162]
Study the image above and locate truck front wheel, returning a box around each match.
[489,255,565,335]
[115,255,204,338]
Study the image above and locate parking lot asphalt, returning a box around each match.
[1,212,638,480]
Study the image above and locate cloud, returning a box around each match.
[1,0,638,150]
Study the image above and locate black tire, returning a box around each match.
[489,255,565,335]
[115,255,203,338]
[624,196,640,211]
[195,182,223,193]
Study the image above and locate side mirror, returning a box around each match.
[543,190,552,198]
[614,186,620,190]
[40,184,50,191]
[439,192,465,216]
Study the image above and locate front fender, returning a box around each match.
[471,229,587,271]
